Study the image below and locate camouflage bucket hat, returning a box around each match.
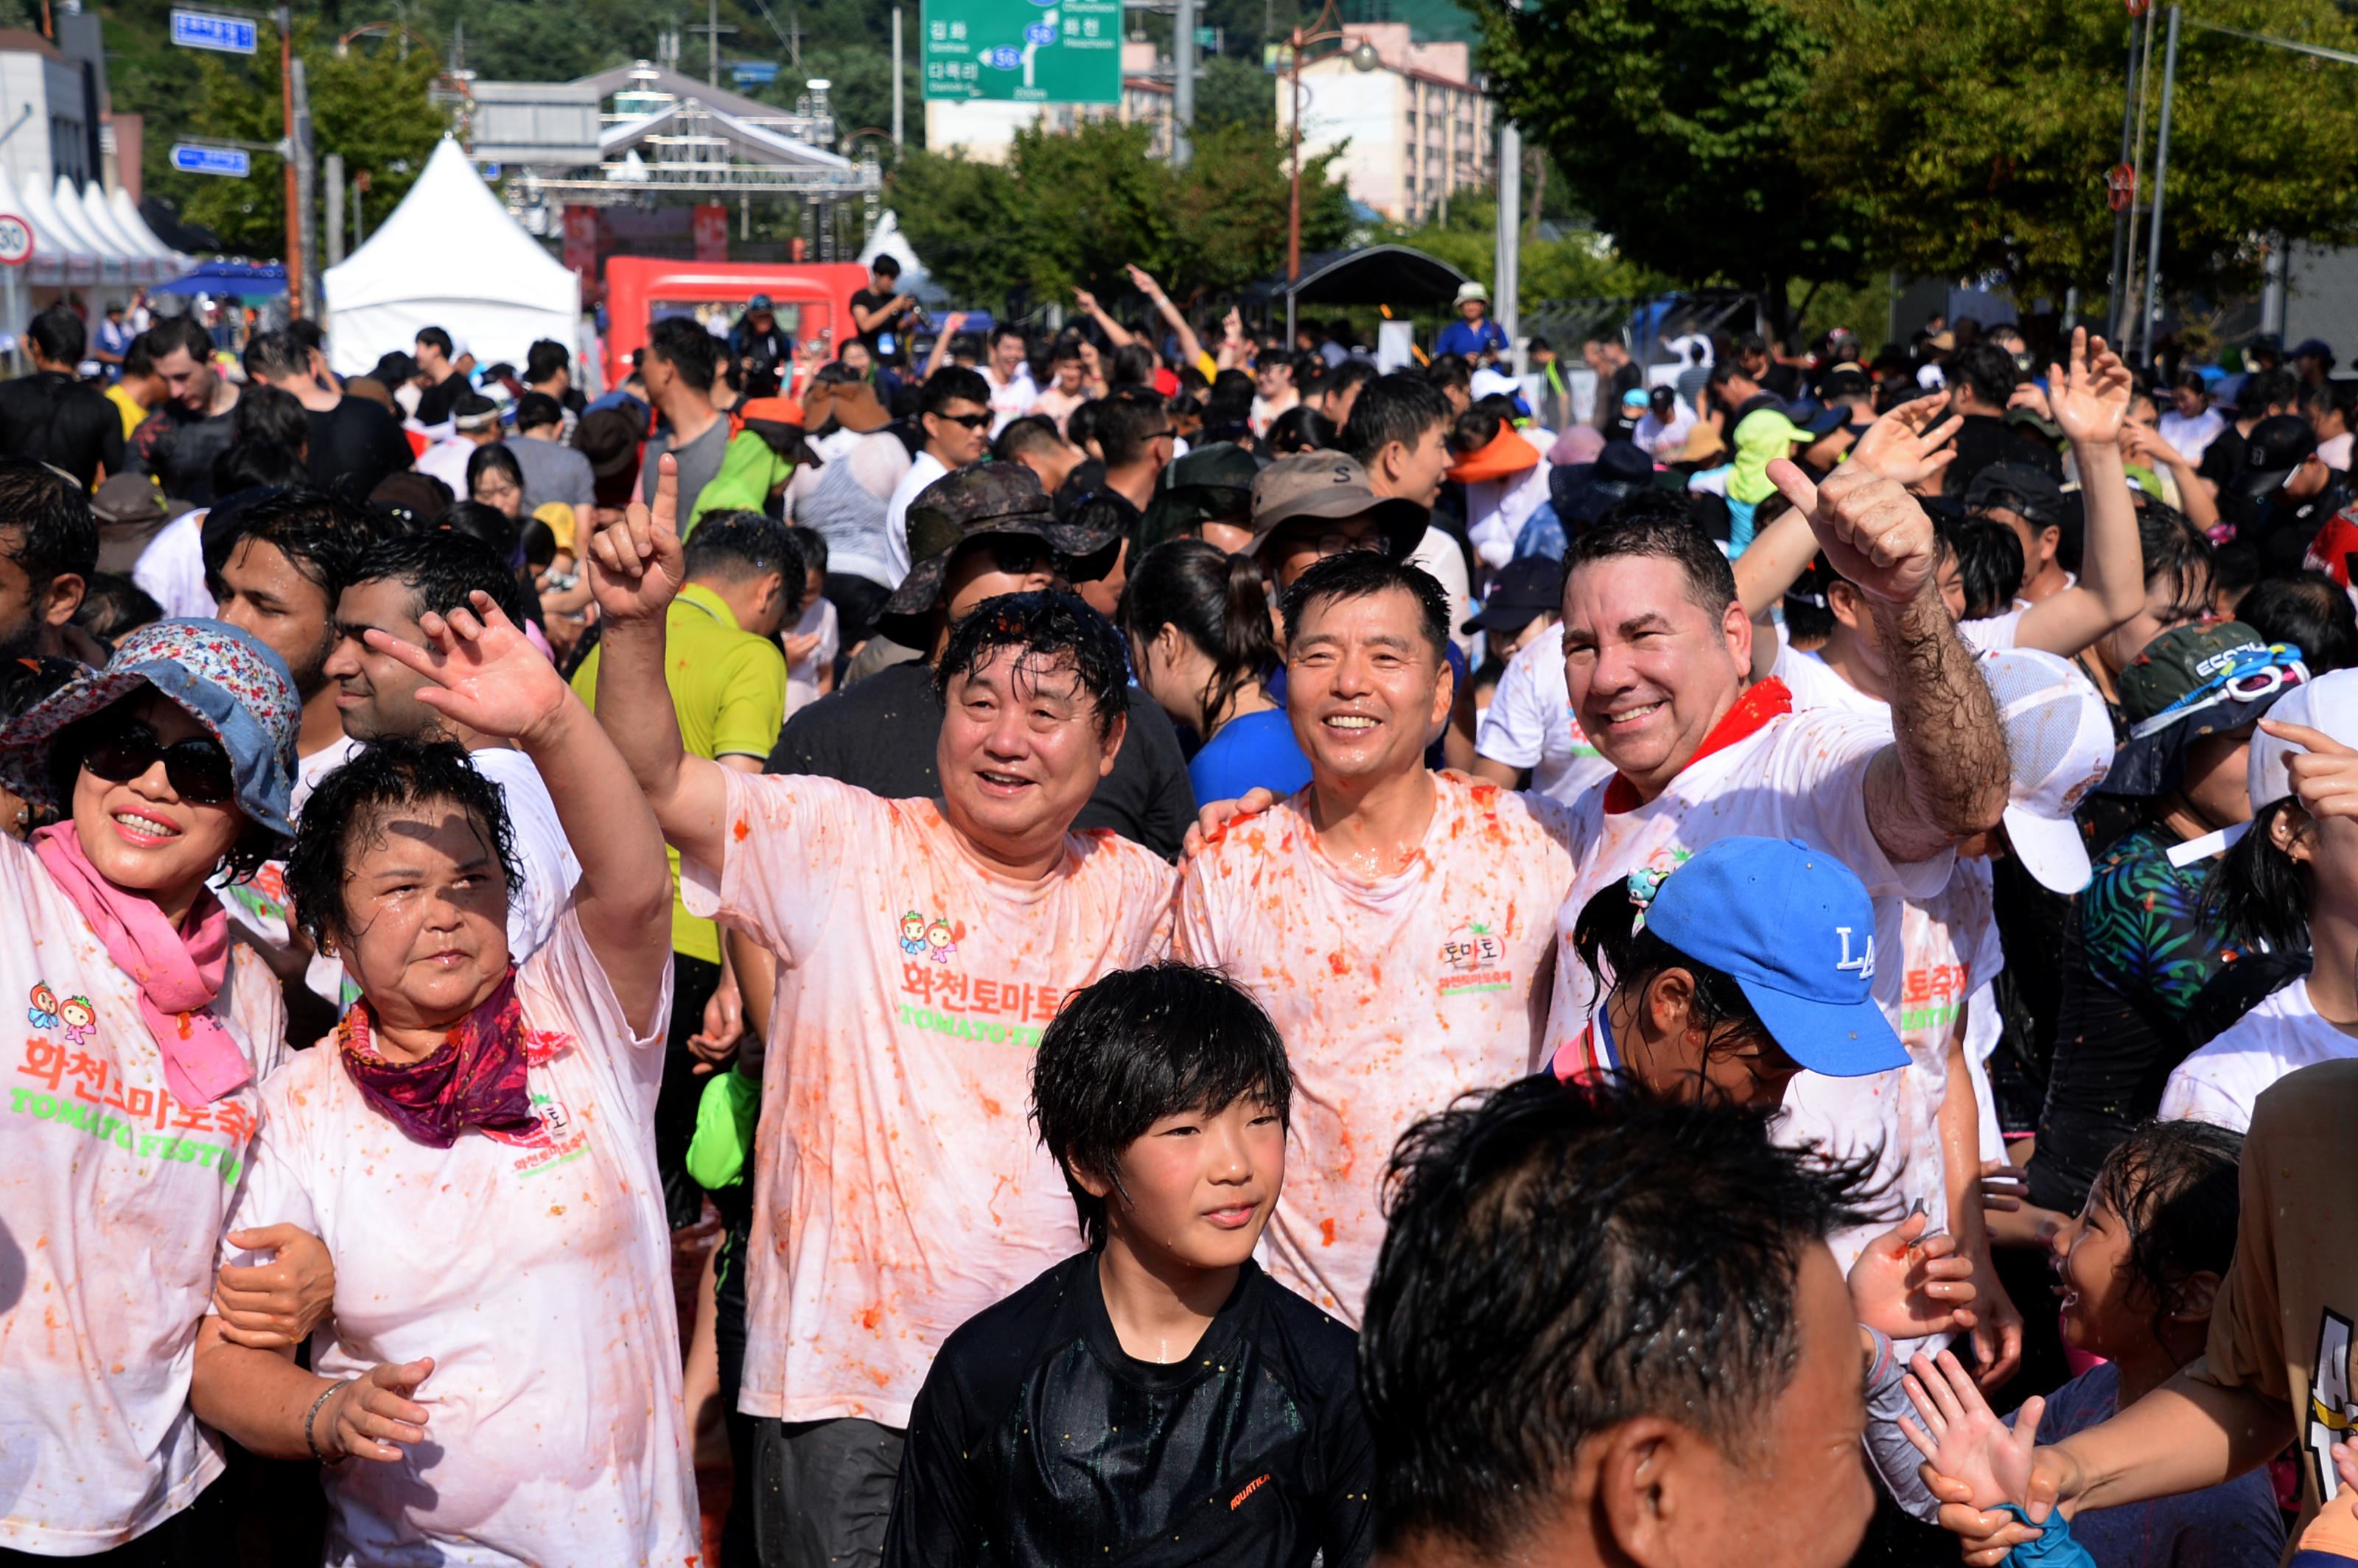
[881,461,1113,620]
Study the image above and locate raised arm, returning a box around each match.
[1072,287,1136,351]
[2010,332,2147,657]
[852,293,912,335]
[2123,420,2222,534]
[1769,458,2009,863]
[1127,265,1204,371]
[586,455,734,883]
[360,593,672,1026]
[922,312,968,381]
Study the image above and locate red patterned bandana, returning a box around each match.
[337,970,543,1149]
[1601,677,1794,814]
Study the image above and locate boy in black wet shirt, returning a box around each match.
[884,962,1373,1568]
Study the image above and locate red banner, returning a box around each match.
[692,204,730,262]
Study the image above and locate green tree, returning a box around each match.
[1469,0,1861,331]
[147,27,448,257]
[1781,0,2358,305]
[1194,55,1276,131]
[1391,187,1668,303]
[889,119,1345,307]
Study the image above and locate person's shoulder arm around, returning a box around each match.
[1766,456,2007,867]
[356,592,673,1036]
[2012,334,2145,658]
[585,455,734,881]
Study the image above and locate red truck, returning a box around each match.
[601,257,870,391]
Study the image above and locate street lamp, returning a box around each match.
[1285,0,1379,343]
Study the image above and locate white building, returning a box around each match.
[1275,23,1492,224]
[0,28,98,199]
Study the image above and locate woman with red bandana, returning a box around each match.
[185,594,694,1567]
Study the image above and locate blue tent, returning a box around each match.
[155,261,286,297]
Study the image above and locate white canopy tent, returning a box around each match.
[111,187,182,268]
[50,175,126,287]
[16,172,94,285]
[323,137,581,376]
[78,183,154,285]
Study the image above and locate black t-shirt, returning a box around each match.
[765,659,1197,859]
[0,371,124,489]
[850,287,914,355]
[127,404,237,506]
[414,372,467,427]
[2197,423,2248,492]
[884,1255,1374,1568]
[306,396,414,501]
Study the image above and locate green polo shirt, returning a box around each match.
[573,581,788,965]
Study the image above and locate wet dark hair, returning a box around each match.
[921,366,991,419]
[1031,962,1293,1247]
[2201,794,2312,954]
[1265,405,1337,455]
[0,456,98,595]
[27,304,83,365]
[2239,570,2356,674]
[1570,880,1787,1079]
[72,573,162,642]
[1110,342,1158,388]
[1124,538,1280,729]
[46,695,281,882]
[1951,517,2026,621]
[211,442,307,499]
[934,589,1130,743]
[285,736,521,948]
[2131,502,2214,617]
[684,509,804,596]
[2084,1119,2244,1344]
[1361,1075,1875,1557]
[646,316,720,392]
[231,383,311,453]
[433,503,522,573]
[465,442,525,504]
[350,530,531,631]
[1951,341,2023,409]
[1565,505,1737,619]
[1095,387,1170,467]
[1343,373,1452,466]
[203,489,383,605]
[1279,550,1452,661]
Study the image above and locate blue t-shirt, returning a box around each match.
[1435,318,1508,360]
[1188,708,1312,805]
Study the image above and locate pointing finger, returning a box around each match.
[1768,458,1819,516]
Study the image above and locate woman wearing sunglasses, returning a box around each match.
[0,619,333,1558]
[185,593,697,1565]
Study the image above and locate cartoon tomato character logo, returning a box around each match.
[898,911,928,956]
[58,996,96,1046]
[27,981,58,1030]
[924,919,957,964]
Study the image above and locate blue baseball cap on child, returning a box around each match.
[1636,836,1907,1078]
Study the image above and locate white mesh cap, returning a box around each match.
[1979,648,2116,892]
[2247,667,2358,809]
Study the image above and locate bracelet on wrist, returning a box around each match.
[304,1379,351,1465]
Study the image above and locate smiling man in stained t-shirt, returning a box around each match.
[1179,550,1578,1325]
[589,458,1178,1568]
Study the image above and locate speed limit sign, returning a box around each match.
[0,214,34,266]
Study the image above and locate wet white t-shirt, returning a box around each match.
[1474,623,1614,805]
[223,911,696,1567]
[0,837,286,1554]
[2161,978,2358,1133]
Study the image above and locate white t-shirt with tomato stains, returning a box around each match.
[681,770,1178,1428]
[0,836,287,1555]
[220,910,695,1567]
[1177,772,1578,1324]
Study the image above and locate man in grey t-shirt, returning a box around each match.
[637,317,730,523]
[508,391,597,514]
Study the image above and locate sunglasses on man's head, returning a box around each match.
[80,720,236,806]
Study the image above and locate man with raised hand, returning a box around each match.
[1544,442,2009,1074]
[1178,550,1578,1325]
[587,456,1178,1568]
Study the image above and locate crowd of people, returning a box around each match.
[6,257,2358,1568]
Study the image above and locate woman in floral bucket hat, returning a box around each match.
[0,618,335,1558]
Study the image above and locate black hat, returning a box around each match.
[2236,414,2319,501]
[1548,439,1656,528]
[1463,555,1563,636]
[1964,463,2068,531]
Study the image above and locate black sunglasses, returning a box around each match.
[81,720,236,806]
[934,410,992,430]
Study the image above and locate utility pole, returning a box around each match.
[323,151,344,268]
[293,52,318,321]
[2138,4,2180,368]
[1172,0,1196,168]
[277,4,301,316]
[892,6,905,150]
[689,0,738,87]
[2105,10,2144,343]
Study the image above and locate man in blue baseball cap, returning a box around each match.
[730,293,791,397]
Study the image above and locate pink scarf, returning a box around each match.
[32,823,251,1106]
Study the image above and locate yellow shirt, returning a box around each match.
[572,582,788,965]
[105,383,147,441]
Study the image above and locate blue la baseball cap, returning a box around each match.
[1636,836,1907,1078]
